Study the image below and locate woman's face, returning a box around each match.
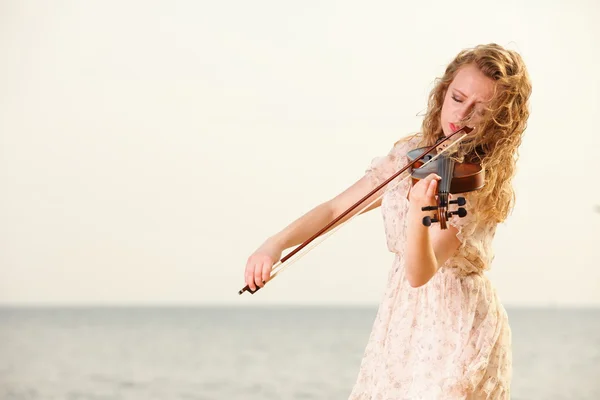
[440,63,495,137]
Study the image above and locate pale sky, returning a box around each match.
[1,0,599,307]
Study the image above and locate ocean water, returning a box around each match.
[0,307,598,400]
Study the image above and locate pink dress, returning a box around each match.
[348,135,512,399]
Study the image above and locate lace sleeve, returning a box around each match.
[364,135,419,190]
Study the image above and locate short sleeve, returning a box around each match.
[364,135,420,190]
[445,192,497,275]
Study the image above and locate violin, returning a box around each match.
[407,136,485,229]
[238,125,478,295]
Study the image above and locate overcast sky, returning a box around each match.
[1,0,599,307]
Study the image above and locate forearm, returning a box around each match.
[266,202,336,251]
[404,206,438,287]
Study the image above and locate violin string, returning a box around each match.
[257,133,468,289]
[439,152,452,211]
[438,155,444,221]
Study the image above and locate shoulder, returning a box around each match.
[391,132,423,155]
[376,132,423,166]
[367,133,422,173]
[364,132,422,188]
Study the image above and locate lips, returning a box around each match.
[449,123,457,132]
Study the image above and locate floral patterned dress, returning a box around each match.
[348,135,512,399]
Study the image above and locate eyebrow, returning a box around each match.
[453,88,486,103]
[454,89,468,97]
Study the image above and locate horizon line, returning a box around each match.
[1,302,599,310]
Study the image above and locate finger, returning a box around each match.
[426,178,437,200]
[261,260,271,285]
[424,173,441,182]
[254,262,263,288]
[245,263,256,291]
[257,260,267,287]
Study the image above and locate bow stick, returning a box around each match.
[238,125,473,295]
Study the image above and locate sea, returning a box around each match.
[0,306,598,400]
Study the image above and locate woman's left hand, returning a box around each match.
[408,173,440,215]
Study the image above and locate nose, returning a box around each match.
[456,103,475,122]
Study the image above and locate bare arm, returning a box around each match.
[268,174,383,250]
[404,175,461,287]
[245,175,383,290]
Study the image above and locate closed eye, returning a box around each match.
[451,95,462,103]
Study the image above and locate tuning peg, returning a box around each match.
[421,205,437,211]
[449,196,466,206]
[422,216,439,226]
[448,207,467,218]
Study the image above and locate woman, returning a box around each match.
[243,43,532,399]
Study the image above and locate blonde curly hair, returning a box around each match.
[415,43,532,223]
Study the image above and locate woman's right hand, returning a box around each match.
[244,239,283,292]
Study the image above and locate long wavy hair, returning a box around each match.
[413,43,532,223]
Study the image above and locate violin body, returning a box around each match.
[407,147,485,193]
[406,144,485,229]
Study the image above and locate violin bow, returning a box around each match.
[238,126,473,295]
